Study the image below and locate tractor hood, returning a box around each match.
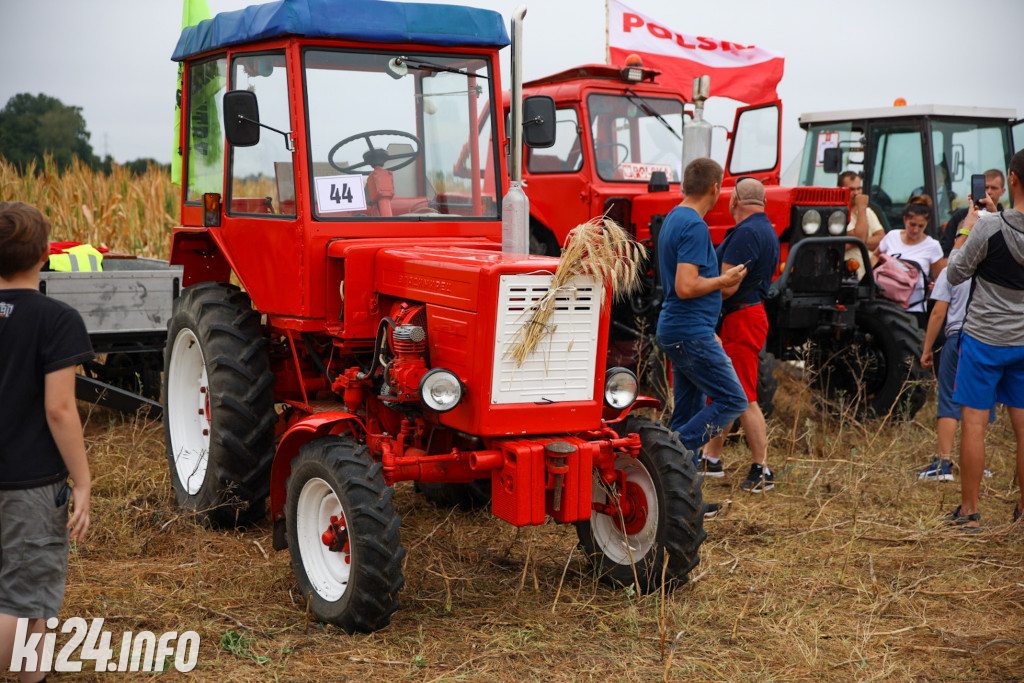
[375,247,560,311]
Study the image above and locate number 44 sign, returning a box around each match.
[315,174,367,213]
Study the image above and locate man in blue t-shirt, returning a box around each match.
[656,159,747,492]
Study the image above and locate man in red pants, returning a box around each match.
[701,177,780,492]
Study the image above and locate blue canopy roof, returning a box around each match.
[172,0,510,61]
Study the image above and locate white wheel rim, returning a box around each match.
[591,455,659,566]
[167,328,211,496]
[296,477,351,602]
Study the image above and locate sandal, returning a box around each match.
[942,505,981,532]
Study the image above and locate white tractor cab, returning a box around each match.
[797,104,1023,234]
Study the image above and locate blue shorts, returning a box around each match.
[953,333,1024,410]
[938,331,995,421]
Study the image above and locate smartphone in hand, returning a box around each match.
[971,174,986,208]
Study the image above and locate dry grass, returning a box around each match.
[50,371,1024,682]
[0,157,177,258]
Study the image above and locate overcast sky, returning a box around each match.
[1,0,1021,170]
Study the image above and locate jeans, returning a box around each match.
[658,335,748,454]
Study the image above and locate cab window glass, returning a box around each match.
[229,53,295,216]
[729,105,779,175]
[931,122,1008,225]
[868,127,925,229]
[186,57,227,204]
[527,108,582,174]
[798,123,862,187]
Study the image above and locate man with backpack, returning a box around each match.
[943,150,1024,531]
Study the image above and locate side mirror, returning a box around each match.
[223,90,260,147]
[523,96,556,148]
[822,147,842,174]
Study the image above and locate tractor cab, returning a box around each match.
[798,104,1023,234]
[172,7,516,319]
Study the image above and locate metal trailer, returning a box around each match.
[40,257,182,417]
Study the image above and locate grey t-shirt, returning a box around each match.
[929,267,971,337]
[947,209,1024,346]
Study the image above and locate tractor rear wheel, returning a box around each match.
[812,300,928,419]
[286,436,406,633]
[163,282,276,527]
[576,417,705,592]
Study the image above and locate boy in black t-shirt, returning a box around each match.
[0,202,93,680]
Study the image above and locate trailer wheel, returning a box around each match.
[286,436,406,633]
[163,282,275,527]
[576,417,705,592]
[813,300,928,419]
[415,480,492,510]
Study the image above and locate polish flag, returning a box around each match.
[607,0,784,104]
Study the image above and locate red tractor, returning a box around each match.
[518,61,928,418]
[165,0,705,633]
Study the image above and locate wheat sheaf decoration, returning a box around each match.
[506,217,645,367]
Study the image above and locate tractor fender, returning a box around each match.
[602,396,663,424]
[269,411,364,545]
[170,229,231,287]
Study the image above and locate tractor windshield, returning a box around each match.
[587,93,684,183]
[303,49,499,219]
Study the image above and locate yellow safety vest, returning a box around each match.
[49,244,104,272]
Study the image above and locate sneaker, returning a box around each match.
[918,458,954,482]
[696,456,725,478]
[703,502,722,518]
[740,463,775,492]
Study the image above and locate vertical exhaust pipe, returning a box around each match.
[502,5,529,254]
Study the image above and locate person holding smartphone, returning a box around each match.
[656,158,748,518]
[939,169,1005,257]
[943,151,1024,531]
[701,177,781,493]
[0,202,93,681]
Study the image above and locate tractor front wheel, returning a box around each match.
[812,300,928,419]
[163,282,276,527]
[286,436,406,633]
[576,417,705,592]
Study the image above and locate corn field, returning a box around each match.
[0,156,179,259]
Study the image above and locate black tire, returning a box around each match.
[163,282,276,527]
[757,350,778,419]
[415,480,492,510]
[86,352,162,401]
[576,417,705,592]
[812,300,928,419]
[286,436,406,633]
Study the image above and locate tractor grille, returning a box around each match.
[794,187,847,205]
[491,274,601,405]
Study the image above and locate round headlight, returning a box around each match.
[827,210,847,236]
[419,368,464,412]
[801,209,822,235]
[604,367,638,410]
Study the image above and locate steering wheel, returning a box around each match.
[328,130,422,175]
[594,142,630,168]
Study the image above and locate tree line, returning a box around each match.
[0,93,168,175]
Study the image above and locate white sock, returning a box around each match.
[705,456,721,464]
